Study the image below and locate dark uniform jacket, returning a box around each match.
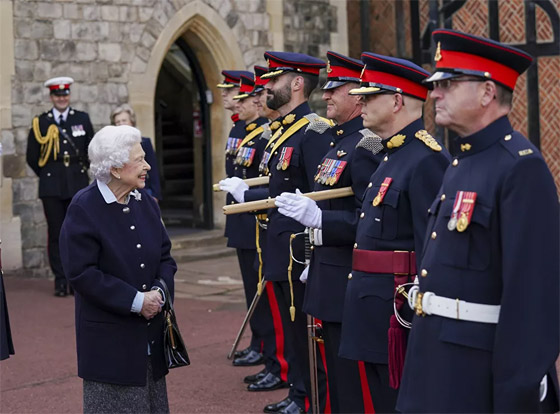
[59,182,177,386]
[303,116,383,322]
[244,102,332,281]
[141,137,162,200]
[26,108,94,199]
[397,116,560,413]
[224,115,256,248]
[339,118,450,364]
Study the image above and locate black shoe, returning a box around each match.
[54,285,67,297]
[263,397,292,413]
[278,401,305,414]
[244,368,268,384]
[233,350,264,367]
[247,373,289,392]
[234,346,251,359]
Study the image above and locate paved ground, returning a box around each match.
[0,254,289,413]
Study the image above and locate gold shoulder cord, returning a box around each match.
[32,117,60,167]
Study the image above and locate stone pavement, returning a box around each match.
[0,252,289,413]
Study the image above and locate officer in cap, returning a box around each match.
[26,76,94,296]
[397,29,559,413]
[338,53,451,412]
[221,51,331,414]
[275,51,384,413]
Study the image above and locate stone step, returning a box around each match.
[169,228,227,250]
[172,244,235,263]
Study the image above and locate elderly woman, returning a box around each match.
[59,125,176,413]
[110,104,162,201]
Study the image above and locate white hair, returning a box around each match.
[88,125,142,183]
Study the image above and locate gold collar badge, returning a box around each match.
[270,121,281,130]
[283,113,296,125]
[386,134,406,149]
[460,143,472,152]
[337,150,347,158]
[336,129,344,136]
[246,123,257,131]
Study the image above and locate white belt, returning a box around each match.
[408,286,500,324]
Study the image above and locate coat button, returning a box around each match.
[136,244,141,249]
[367,182,372,188]
[62,129,66,133]
[353,242,357,248]
[142,284,147,290]
[310,246,314,250]
[265,218,269,222]
[47,173,51,177]
[140,263,145,269]
[360,212,365,218]
[421,269,428,277]
[431,232,437,240]
[151,340,155,345]
[440,194,446,201]
[63,139,68,144]
[123,207,130,213]
[130,225,135,230]
[348,273,352,280]
[230,201,234,204]
[383,156,388,162]
[504,134,512,141]
[452,159,459,166]
[147,322,151,326]
[330,142,335,147]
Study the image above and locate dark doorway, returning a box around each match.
[154,39,213,229]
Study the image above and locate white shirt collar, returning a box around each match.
[52,107,70,123]
[96,180,142,204]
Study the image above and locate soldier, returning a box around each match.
[274,51,384,413]
[338,53,451,412]
[26,77,94,297]
[220,52,331,414]
[397,29,559,413]
[217,70,266,365]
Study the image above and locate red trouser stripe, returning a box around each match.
[358,361,376,413]
[266,282,289,382]
[317,338,331,413]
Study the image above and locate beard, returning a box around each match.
[266,85,291,110]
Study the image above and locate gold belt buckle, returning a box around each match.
[414,291,425,316]
[63,153,70,167]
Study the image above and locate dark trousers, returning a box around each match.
[273,280,328,411]
[363,362,399,413]
[42,197,71,289]
[322,321,364,413]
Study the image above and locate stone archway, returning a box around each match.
[128,0,246,227]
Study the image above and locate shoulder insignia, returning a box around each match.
[518,149,534,156]
[246,123,257,132]
[283,113,296,125]
[415,129,442,152]
[304,113,333,134]
[386,134,406,149]
[356,128,383,155]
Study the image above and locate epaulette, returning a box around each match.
[261,123,272,140]
[415,129,442,152]
[304,113,334,134]
[499,132,537,159]
[356,129,383,155]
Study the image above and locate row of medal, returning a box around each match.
[448,191,477,232]
[314,158,347,186]
[71,124,87,137]
[234,147,256,167]
[225,137,242,155]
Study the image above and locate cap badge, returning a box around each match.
[415,130,442,152]
[460,143,472,152]
[326,61,332,74]
[266,59,270,67]
[386,134,405,149]
[283,113,296,125]
[360,65,366,79]
[434,42,442,62]
[336,150,347,158]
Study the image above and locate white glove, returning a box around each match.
[275,189,322,228]
[219,177,248,203]
[299,265,309,283]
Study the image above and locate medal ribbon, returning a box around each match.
[456,191,477,232]
[372,177,393,206]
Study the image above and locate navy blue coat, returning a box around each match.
[339,118,450,364]
[303,116,383,322]
[26,108,94,199]
[141,137,162,201]
[0,251,14,361]
[397,116,559,413]
[244,102,332,281]
[59,182,177,386]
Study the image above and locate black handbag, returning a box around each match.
[158,278,190,368]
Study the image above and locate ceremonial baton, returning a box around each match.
[227,280,267,360]
[213,176,270,192]
[223,186,354,215]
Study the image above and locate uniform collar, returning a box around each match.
[280,102,312,126]
[452,116,513,158]
[331,116,363,144]
[52,107,70,123]
[381,118,424,154]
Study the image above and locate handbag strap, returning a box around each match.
[157,278,173,312]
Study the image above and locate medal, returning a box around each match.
[372,177,393,206]
[447,217,457,231]
[448,191,463,231]
[456,192,477,232]
[456,214,469,232]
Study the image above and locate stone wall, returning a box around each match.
[3,0,344,276]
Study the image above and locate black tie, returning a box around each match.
[58,114,65,126]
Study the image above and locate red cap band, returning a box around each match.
[329,65,361,80]
[362,71,428,100]
[48,84,70,91]
[437,50,520,90]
